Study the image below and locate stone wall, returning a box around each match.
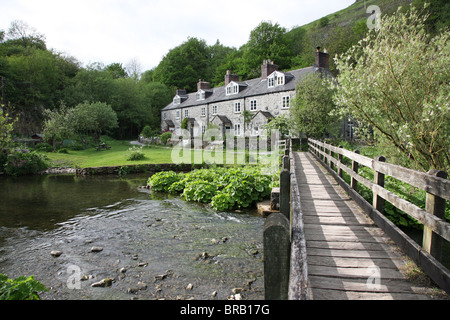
[76,163,193,176]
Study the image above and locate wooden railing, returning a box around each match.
[308,138,450,293]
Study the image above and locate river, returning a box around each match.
[0,174,265,300]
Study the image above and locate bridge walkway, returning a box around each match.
[294,151,435,300]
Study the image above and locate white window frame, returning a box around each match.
[196,90,206,101]
[184,109,189,118]
[234,123,241,136]
[163,112,167,120]
[250,100,257,111]
[282,96,290,108]
[201,107,206,117]
[176,110,180,120]
[173,95,181,105]
[268,71,285,88]
[212,105,218,115]
[226,82,239,96]
[234,102,241,113]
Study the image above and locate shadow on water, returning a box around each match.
[0,174,265,300]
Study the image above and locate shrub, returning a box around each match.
[4,149,49,176]
[147,166,276,211]
[160,131,172,145]
[57,148,69,154]
[147,171,185,192]
[0,273,48,300]
[127,146,146,161]
[34,142,53,152]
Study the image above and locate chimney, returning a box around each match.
[225,70,240,86]
[197,79,210,91]
[315,47,329,69]
[261,60,278,79]
[176,88,187,96]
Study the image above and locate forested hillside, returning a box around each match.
[0,0,448,139]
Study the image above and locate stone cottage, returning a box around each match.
[161,49,342,139]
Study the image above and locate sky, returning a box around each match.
[1,0,356,72]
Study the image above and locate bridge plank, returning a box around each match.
[293,151,438,300]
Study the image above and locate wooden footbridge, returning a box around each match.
[263,138,450,300]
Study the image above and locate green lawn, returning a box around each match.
[44,140,174,168]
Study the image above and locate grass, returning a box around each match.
[43,139,282,169]
[44,140,173,168]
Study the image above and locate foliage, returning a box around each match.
[43,102,118,144]
[0,109,16,150]
[34,142,53,152]
[262,114,290,138]
[140,125,154,138]
[126,146,146,161]
[160,131,172,145]
[0,273,48,300]
[147,166,275,211]
[4,148,49,176]
[291,72,339,138]
[333,4,450,172]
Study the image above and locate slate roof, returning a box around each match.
[162,66,328,112]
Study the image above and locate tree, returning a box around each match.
[241,21,291,79]
[291,72,338,139]
[333,4,450,171]
[72,102,118,142]
[152,37,210,92]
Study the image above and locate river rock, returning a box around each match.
[186,283,193,290]
[50,250,63,257]
[90,246,103,253]
[91,278,113,287]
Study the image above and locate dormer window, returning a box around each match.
[225,81,239,96]
[267,71,285,88]
[173,95,181,105]
[196,90,206,101]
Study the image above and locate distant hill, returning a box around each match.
[284,0,415,73]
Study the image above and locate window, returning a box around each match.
[173,96,181,105]
[234,102,241,113]
[163,112,167,120]
[282,96,290,108]
[212,105,217,115]
[250,100,257,111]
[253,126,259,136]
[268,71,285,88]
[277,75,284,85]
[184,109,189,118]
[234,123,241,136]
[176,110,180,120]
[201,107,206,117]
[226,82,239,96]
[202,125,206,134]
[196,90,206,101]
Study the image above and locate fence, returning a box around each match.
[308,138,450,293]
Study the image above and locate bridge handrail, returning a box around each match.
[308,138,450,243]
[308,137,450,293]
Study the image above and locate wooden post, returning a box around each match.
[279,168,291,221]
[264,212,291,300]
[330,145,335,171]
[338,146,343,178]
[373,156,386,213]
[283,155,290,171]
[351,150,360,191]
[423,169,447,261]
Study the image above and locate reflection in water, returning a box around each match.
[0,174,265,300]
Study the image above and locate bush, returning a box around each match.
[4,149,49,176]
[160,132,172,145]
[0,273,48,300]
[57,148,69,154]
[34,142,53,152]
[127,146,146,161]
[147,166,276,211]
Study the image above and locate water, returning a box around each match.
[0,174,265,300]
